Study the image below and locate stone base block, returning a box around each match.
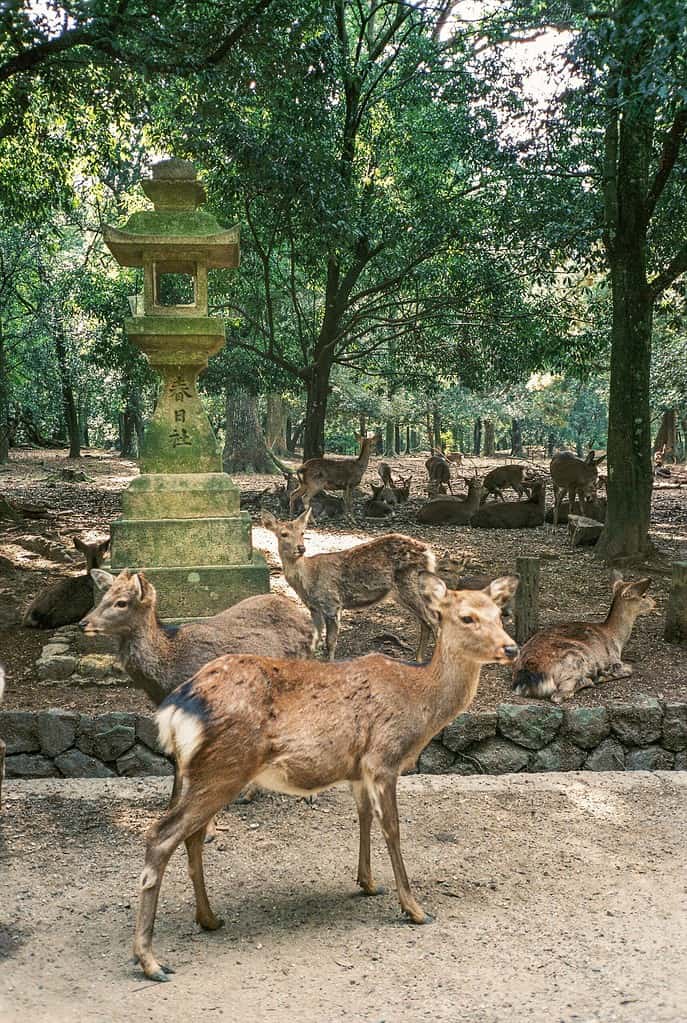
[111,511,253,568]
[121,473,240,520]
[137,554,270,620]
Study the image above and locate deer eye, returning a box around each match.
[460,615,475,625]
[280,531,289,537]
[114,600,129,609]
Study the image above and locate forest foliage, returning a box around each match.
[1,0,686,557]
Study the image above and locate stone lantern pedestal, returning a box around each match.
[103,158,268,620]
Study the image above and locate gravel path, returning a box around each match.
[1,773,686,1023]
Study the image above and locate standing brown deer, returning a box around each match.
[132,572,519,982]
[549,450,605,528]
[262,510,437,659]
[480,465,531,503]
[289,433,375,516]
[425,451,461,494]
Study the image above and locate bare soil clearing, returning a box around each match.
[1,447,686,714]
[1,773,686,1023]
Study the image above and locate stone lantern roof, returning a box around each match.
[103,158,239,272]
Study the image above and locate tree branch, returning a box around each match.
[644,107,687,225]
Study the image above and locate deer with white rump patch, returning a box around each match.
[289,433,375,517]
[512,573,654,703]
[132,572,519,982]
[262,510,439,660]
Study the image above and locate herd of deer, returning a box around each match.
[2,439,655,982]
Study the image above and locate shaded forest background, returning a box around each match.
[1,0,686,560]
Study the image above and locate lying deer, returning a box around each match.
[376,464,412,504]
[512,574,654,703]
[549,450,605,528]
[23,536,110,628]
[480,465,530,503]
[262,510,437,660]
[289,433,375,517]
[471,480,546,529]
[363,483,395,518]
[133,572,519,982]
[82,570,315,706]
[417,478,483,525]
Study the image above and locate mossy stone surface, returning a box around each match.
[111,512,254,569]
[121,473,240,520]
[142,555,270,620]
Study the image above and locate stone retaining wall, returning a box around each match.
[2,697,686,779]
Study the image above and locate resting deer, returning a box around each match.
[82,570,315,706]
[549,450,605,528]
[512,573,654,703]
[132,572,519,982]
[363,483,395,518]
[23,536,110,628]
[289,433,375,517]
[262,510,437,660]
[480,465,531,503]
[471,480,546,529]
[417,478,483,525]
[277,471,344,519]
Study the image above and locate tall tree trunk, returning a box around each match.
[432,403,442,451]
[223,390,277,473]
[0,322,9,464]
[510,418,523,457]
[484,419,495,457]
[265,393,288,454]
[473,417,482,456]
[54,326,80,459]
[547,432,556,457]
[653,410,676,460]
[394,419,401,455]
[384,419,395,456]
[405,424,411,454]
[302,360,331,460]
[596,264,653,560]
[359,413,367,436]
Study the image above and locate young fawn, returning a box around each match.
[262,509,437,659]
[132,572,519,982]
[289,433,376,517]
[23,536,110,628]
[512,573,654,702]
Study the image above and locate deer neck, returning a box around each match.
[602,595,638,650]
[118,607,173,705]
[280,550,311,601]
[422,631,482,733]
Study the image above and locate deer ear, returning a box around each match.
[419,572,448,612]
[595,454,606,466]
[296,507,312,528]
[610,569,624,592]
[261,511,278,531]
[137,572,155,603]
[99,538,111,554]
[487,575,519,608]
[131,574,144,600]
[90,569,115,592]
[626,577,651,597]
[73,537,87,554]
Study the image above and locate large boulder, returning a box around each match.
[442,712,497,752]
[0,711,40,754]
[5,753,60,778]
[610,699,663,747]
[116,744,174,777]
[76,713,136,762]
[584,738,625,771]
[55,749,115,778]
[38,709,79,757]
[562,706,610,749]
[471,738,530,774]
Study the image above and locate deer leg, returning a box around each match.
[133,782,241,982]
[324,612,340,661]
[309,609,327,652]
[350,782,385,896]
[185,827,224,931]
[365,770,431,924]
[393,577,435,662]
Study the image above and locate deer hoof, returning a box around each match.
[356,884,386,897]
[403,910,434,925]
[199,914,224,932]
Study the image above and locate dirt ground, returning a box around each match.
[1,446,686,714]
[1,772,686,1023]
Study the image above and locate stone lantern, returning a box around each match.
[103,158,268,619]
